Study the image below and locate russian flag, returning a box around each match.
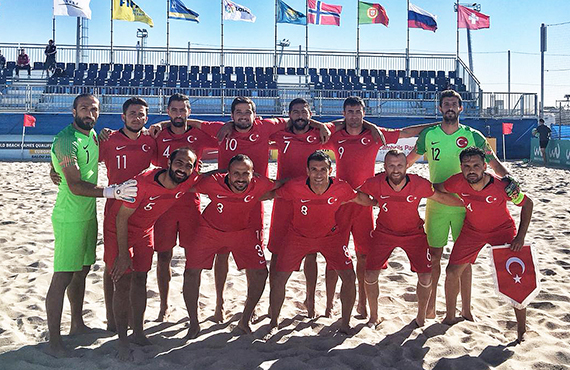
[408,3,437,32]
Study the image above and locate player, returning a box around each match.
[436,147,533,342]
[535,118,551,165]
[182,154,277,339]
[407,89,510,320]
[46,93,137,357]
[268,150,376,334]
[110,148,200,360]
[152,93,219,322]
[358,150,462,327]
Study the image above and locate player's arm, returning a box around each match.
[332,118,386,145]
[406,150,423,168]
[307,118,332,143]
[427,190,463,207]
[111,205,136,283]
[49,162,61,186]
[433,182,446,193]
[61,165,137,201]
[510,196,533,251]
[347,191,378,207]
[488,156,509,178]
[98,128,114,141]
[399,122,439,138]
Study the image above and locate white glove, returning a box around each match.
[103,179,138,203]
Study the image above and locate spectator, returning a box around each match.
[16,48,31,77]
[0,50,6,70]
[45,40,57,76]
[535,118,552,165]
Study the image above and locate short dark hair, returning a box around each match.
[122,97,148,114]
[439,89,463,107]
[231,96,256,114]
[73,93,98,110]
[228,154,254,170]
[307,150,332,169]
[167,93,189,108]
[343,96,365,111]
[385,149,406,161]
[459,146,485,163]
[169,147,197,164]
[539,118,545,124]
[289,98,309,112]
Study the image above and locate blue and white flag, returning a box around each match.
[408,3,437,32]
[53,0,91,19]
[223,0,256,22]
[277,0,306,25]
[169,0,199,22]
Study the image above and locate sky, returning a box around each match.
[0,0,569,107]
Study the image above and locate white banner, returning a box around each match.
[54,0,92,19]
[223,0,256,22]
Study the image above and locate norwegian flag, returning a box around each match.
[307,0,342,26]
[489,244,540,309]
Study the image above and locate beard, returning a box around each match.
[292,118,309,131]
[388,173,405,185]
[168,167,189,184]
[74,115,95,131]
[171,117,186,128]
[465,173,483,184]
[442,110,458,123]
[231,180,248,191]
[234,119,253,130]
[124,123,143,133]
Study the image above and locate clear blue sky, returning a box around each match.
[0,0,569,106]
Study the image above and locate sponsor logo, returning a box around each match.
[149,195,160,200]
[116,146,126,151]
[300,199,311,203]
[460,193,471,197]
[338,139,348,144]
[431,141,439,145]
[566,150,570,161]
[456,136,468,148]
[216,195,228,199]
[379,195,390,199]
[162,138,173,142]
[533,147,542,156]
[283,136,293,140]
[550,144,561,159]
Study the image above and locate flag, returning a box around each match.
[458,5,490,30]
[489,244,540,309]
[308,0,342,26]
[53,0,91,19]
[358,1,388,26]
[23,114,36,128]
[277,0,307,25]
[408,3,437,32]
[503,122,513,135]
[169,0,199,22]
[223,0,256,22]
[112,0,154,27]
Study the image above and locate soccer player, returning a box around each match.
[358,150,463,328]
[535,118,551,165]
[110,148,199,360]
[182,154,277,339]
[152,93,219,322]
[407,89,510,320]
[436,147,532,342]
[269,150,376,334]
[327,96,435,318]
[47,93,137,357]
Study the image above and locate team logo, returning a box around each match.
[175,192,183,199]
[361,137,371,146]
[485,196,497,204]
[550,144,560,159]
[244,195,254,202]
[327,197,338,204]
[338,139,348,144]
[187,135,196,144]
[141,144,150,152]
[149,195,160,200]
[283,136,293,140]
[306,135,317,143]
[506,257,525,283]
[249,133,259,142]
[456,136,468,148]
[406,195,417,203]
[162,138,173,142]
[116,146,126,151]
[566,149,570,161]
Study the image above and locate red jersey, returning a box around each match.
[194,173,275,232]
[122,168,201,242]
[444,173,527,233]
[201,118,287,176]
[270,123,335,180]
[328,129,400,188]
[359,173,435,236]
[276,177,357,238]
[155,126,220,167]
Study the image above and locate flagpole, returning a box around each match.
[221,0,225,115]
[455,0,459,75]
[274,0,278,73]
[502,132,506,162]
[166,0,170,67]
[406,0,410,76]
[305,0,308,77]
[356,0,360,74]
[110,0,114,65]
[20,124,26,159]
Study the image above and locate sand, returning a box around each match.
[0,160,569,370]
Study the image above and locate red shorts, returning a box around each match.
[184,225,266,270]
[267,198,293,255]
[103,225,155,273]
[450,226,516,265]
[336,203,373,255]
[275,231,353,272]
[153,199,201,253]
[366,230,431,273]
[248,201,265,244]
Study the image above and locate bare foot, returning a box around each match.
[461,311,474,322]
[303,298,315,319]
[236,319,252,335]
[366,317,384,329]
[263,325,279,341]
[442,316,461,326]
[324,304,334,318]
[106,322,117,333]
[338,324,353,335]
[45,342,74,358]
[116,342,133,362]
[69,323,94,336]
[155,306,171,322]
[517,327,526,344]
[355,301,368,320]
[213,305,225,323]
[184,323,200,341]
[426,308,436,319]
[132,333,152,346]
[415,316,425,327]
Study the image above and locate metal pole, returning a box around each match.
[540,23,546,117]
[187,41,191,69]
[166,0,170,66]
[406,0,410,75]
[110,0,114,65]
[356,0,360,74]
[221,0,225,115]
[52,16,56,42]
[466,28,473,72]
[299,45,302,85]
[305,0,309,77]
[508,50,511,115]
[456,0,459,74]
[274,0,278,73]
[502,133,506,162]
[76,17,81,67]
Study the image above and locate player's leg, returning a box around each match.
[45,271,74,357]
[404,238,433,327]
[182,268,202,340]
[325,268,339,317]
[514,307,527,343]
[239,268,268,334]
[269,271,292,329]
[130,271,150,345]
[363,270,381,328]
[337,268,356,334]
[427,246,443,318]
[416,272,432,327]
[449,214,472,321]
[351,205,374,319]
[442,263,468,325]
[303,253,318,318]
[214,252,230,323]
[103,266,116,332]
[153,211,179,322]
[67,265,92,335]
[112,271,132,361]
[156,249,173,322]
[267,199,291,316]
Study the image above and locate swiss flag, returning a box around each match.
[502,122,513,135]
[23,114,36,128]
[489,244,540,309]
[457,5,490,30]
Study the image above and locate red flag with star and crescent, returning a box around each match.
[489,244,540,309]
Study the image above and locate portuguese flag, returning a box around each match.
[358,1,389,26]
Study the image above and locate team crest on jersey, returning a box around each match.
[142,144,151,152]
[361,137,371,146]
[307,135,318,143]
[249,133,259,142]
[456,136,468,148]
[187,135,196,144]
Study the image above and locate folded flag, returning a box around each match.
[358,1,388,26]
[112,0,154,27]
[53,0,91,19]
[169,0,199,22]
[223,0,256,22]
[458,5,490,30]
[308,0,342,26]
[408,3,437,32]
[23,114,36,128]
[277,0,307,25]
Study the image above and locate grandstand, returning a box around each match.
[0,42,537,118]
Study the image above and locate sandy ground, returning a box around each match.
[0,161,569,370]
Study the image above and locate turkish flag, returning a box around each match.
[489,244,540,309]
[457,5,490,30]
[502,122,513,135]
[23,114,36,128]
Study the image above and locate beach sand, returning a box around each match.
[0,161,569,370]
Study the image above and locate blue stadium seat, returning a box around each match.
[427,70,436,78]
[245,66,254,75]
[264,67,274,75]
[235,66,244,75]
[254,67,264,75]
[308,68,317,75]
[296,67,304,75]
[411,70,419,78]
[100,63,110,71]
[200,66,210,74]
[319,68,328,76]
[388,70,397,78]
[56,62,65,70]
[419,70,428,78]
[369,69,378,77]
[113,63,123,72]
[224,66,234,74]
[347,69,356,77]
[329,68,337,76]
[190,65,199,74]
[448,70,457,79]
[145,65,154,74]
[78,62,87,71]
[123,64,133,73]
[212,66,220,74]
[276,67,285,75]
[286,67,295,75]
[178,66,188,78]
[378,70,387,78]
[397,70,406,78]
[156,65,166,73]
[360,69,369,77]
[134,64,143,73]
[310,75,320,83]
[33,62,44,70]
[88,63,98,71]
[180,79,190,88]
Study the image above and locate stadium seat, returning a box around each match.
[123,64,133,72]
[329,68,337,76]
[100,63,110,71]
[190,65,199,74]
[319,68,328,76]
[308,68,317,76]
[144,65,154,74]
[360,69,369,77]
[397,70,406,78]
[427,70,436,78]
[33,62,44,70]
[378,69,387,78]
[212,66,220,74]
[264,67,274,75]
[88,63,98,71]
[134,64,143,73]
[388,70,397,78]
[276,67,285,75]
[411,70,419,78]
[448,70,457,79]
[245,66,254,75]
[224,66,233,75]
[78,62,87,71]
[296,67,304,75]
[157,65,166,73]
[235,66,244,75]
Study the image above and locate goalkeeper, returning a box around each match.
[46,94,137,358]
